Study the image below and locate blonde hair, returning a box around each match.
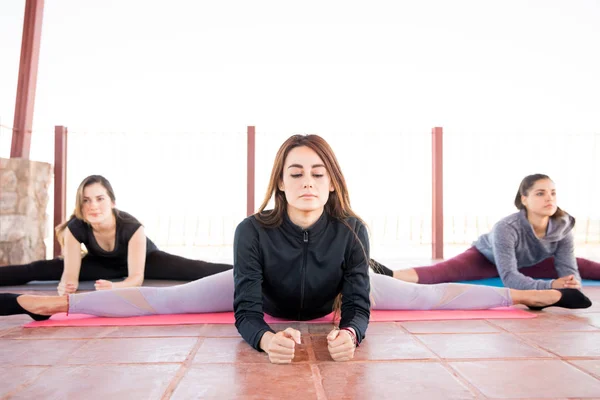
[54,175,117,252]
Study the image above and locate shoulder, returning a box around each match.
[492,212,521,235]
[338,216,367,234]
[235,215,262,237]
[116,210,141,225]
[337,216,369,247]
[67,216,86,230]
[66,217,88,241]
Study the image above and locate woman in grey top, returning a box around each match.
[374,174,599,290]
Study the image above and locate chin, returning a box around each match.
[291,203,323,213]
[539,209,556,217]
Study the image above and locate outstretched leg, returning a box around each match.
[518,257,600,281]
[8,269,235,318]
[371,247,499,284]
[143,250,233,281]
[0,259,65,286]
[370,272,512,310]
[0,257,128,286]
[369,272,590,310]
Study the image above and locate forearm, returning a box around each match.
[235,312,274,351]
[500,270,552,290]
[339,301,369,344]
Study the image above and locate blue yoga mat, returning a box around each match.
[459,277,600,287]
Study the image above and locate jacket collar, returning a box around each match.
[282,209,329,238]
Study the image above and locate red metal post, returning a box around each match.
[11,0,45,159]
[54,126,67,257]
[247,126,256,216]
[432,127,444,259]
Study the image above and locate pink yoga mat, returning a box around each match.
[24,307,535,328]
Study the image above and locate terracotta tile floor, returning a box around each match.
[1,284,599,398]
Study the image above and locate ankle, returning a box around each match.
[393,269,419,283]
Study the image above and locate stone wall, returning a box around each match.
[0,157,52,266]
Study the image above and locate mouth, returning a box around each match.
[300,194,317,199]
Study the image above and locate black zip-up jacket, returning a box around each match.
[233,210,371,351]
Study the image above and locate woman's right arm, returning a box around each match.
[492,223,552,290]
[233,219,300,363]
[57,227,83,295]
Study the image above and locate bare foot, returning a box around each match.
[511,289,561,308]
[392,268,419,283]
[17,295,68,316]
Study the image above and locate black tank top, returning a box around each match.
[67,210,158,260]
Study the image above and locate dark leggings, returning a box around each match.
[414,246,600,284]
[0,250,233,286]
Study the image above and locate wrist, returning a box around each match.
[340,327,358,347]
[259,331,275,352]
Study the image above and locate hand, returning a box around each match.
[94,279,114,291]
[57,281,78,295]
[551,275,581,289]
[261,327,301,364]
[327,328,356,362]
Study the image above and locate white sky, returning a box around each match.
[1,1,599,255]
[1,0,599,136]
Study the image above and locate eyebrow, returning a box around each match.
[82,195,105,200]
[287,164,326,169]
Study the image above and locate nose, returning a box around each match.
[302,178,314,188]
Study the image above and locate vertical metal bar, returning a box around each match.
[432,127,444,259]
[247,126,256,216]
[54,125,67,257]
[11,0,45,159]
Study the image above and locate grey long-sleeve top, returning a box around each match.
[473,209,580,290]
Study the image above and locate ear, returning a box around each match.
[329,182,335,192]
[520,195,527,207]
[278,179,285,192]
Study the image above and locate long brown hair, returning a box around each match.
[54,175,117,250]
[254,134,370,320]
[514,173,566,219]
[255,134,364,227]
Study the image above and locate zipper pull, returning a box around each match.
[303,230,308,243]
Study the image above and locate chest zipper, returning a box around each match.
[300,230,309,316]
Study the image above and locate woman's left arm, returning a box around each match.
[338,223,371,345]
[95,226,147,290]
[553,232,582,282]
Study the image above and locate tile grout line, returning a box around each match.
[409,332,489,399]
[0,366,51,399]
[562,359,600,382]
[478,322,600,381]
[481,321,564,359]
[305,335,329,400]
[160,337,205,400]
[503,327,600,361]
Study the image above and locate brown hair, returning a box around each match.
[54,175,118,250]
[514,173,566,218]
[254,134,370,321]
[256,134,363,227]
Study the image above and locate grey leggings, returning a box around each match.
[69,270,512,317]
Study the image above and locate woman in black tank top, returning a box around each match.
[0,175,232,294]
